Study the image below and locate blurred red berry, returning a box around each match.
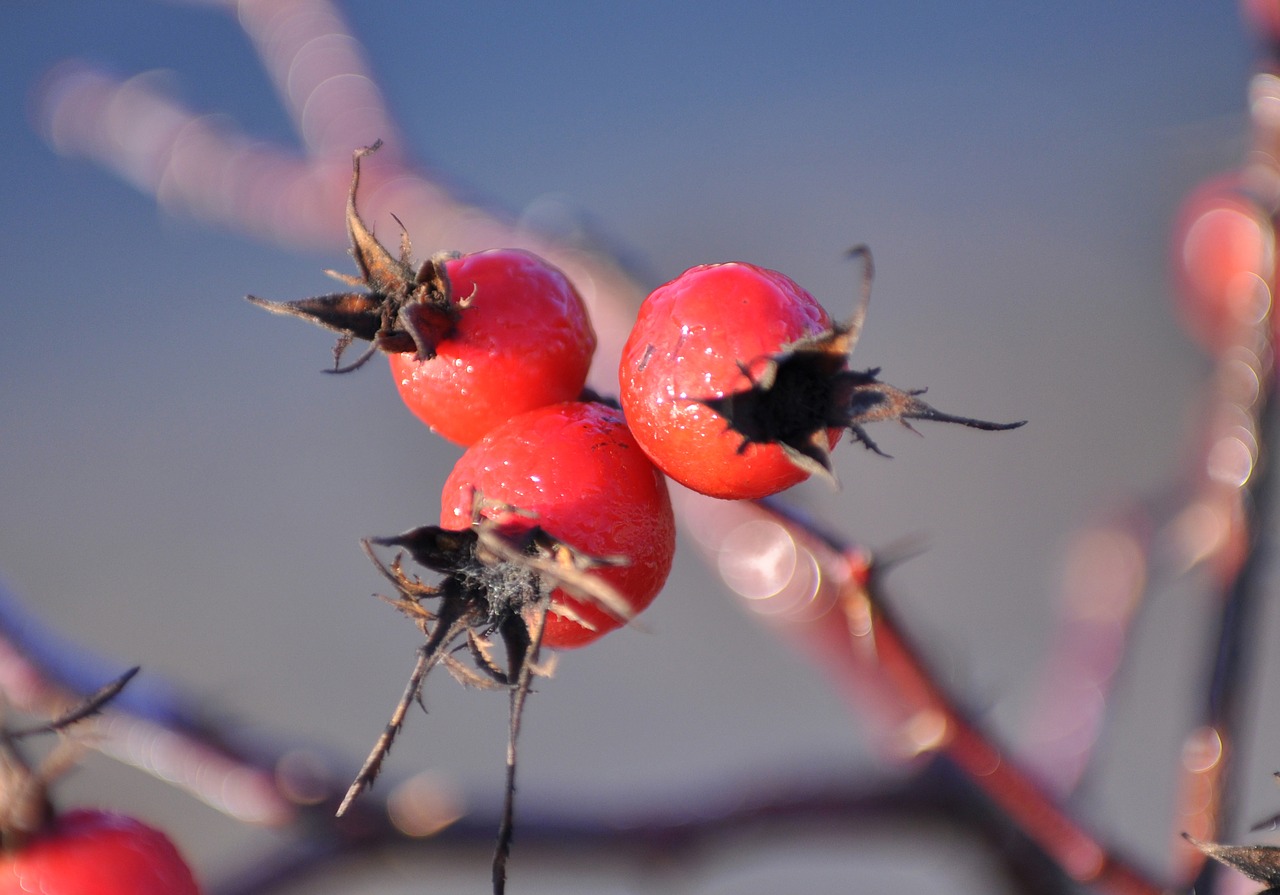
[1242,0,1280,43]
[0,809,200,895]
[1171,173,1275,353]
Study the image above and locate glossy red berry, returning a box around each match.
[0,809,200,895]
[619,262,839,499]
[439,401,675,648]
[620,256,1024,500]
[388,249,595,445]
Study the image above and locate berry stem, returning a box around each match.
[337,601,474,817]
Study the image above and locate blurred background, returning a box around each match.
[0,2,1267,892]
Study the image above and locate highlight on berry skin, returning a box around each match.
[618,246,1025,500]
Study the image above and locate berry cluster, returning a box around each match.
[249,142,1022,890]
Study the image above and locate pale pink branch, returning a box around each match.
[231,0,407,160]
[1021,351,1258,799]
[1021,512,1153,795]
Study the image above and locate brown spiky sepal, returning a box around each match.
[338,496,630,816]
[246,140,462,372]
[700,249,1025,486]
[1184,834,1280,892]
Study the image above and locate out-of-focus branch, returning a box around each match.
[680,492,1166,895]
[31,0,648,385]
[0,579,294,827]
[0,575,1085,895]
[1177,63,1280,885]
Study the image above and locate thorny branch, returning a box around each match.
[18,0,1280,893]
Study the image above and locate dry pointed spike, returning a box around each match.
[338,608,473,816]
[492,600,549,895]
[389,212,413,267]
[246,293,384,342]
[780,432,839,488]
[361,538,440,601]
[337,648,432,817]
[326,341,380,374]
[345,140,414,293]
[547,599,598,632]
[9,667,141,739]
[898,397,1027,433]
[323,268,366,288]
[845,380,1026,434]
[466,630,509,684]
[1183,834,1280,887]
[371,526,478,576]
[844,244,874,353]
[848,423,891,457]
[376,591,435,623]
[441,652,508,690]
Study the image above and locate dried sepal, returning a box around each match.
[1185,833,1280,891]
[336,603,479,817]
[342,493,627,831]
[441,649,508,690]
[699,245,1025,483]
[246,140,462,370]
[473,519,634,627]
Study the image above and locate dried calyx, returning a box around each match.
[1185,833,1280,893]
[701,246,1026,485]
[340,497,633,895]
[338,495,631,815]
[246,140,463,372]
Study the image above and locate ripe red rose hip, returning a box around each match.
[0,809,201,895]
[248,142,596,445]
[620,261,840,499]
[440,401,676,648]
[619,253,1024,499]
[387,248,595,444]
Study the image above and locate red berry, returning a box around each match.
[619,262,841,499]
[620,258,1024,499]
[0,809,200,895]
[388,249,596,445]
[1171,173,1275,353]
[247,143,596,445]
[439,401,675,648]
